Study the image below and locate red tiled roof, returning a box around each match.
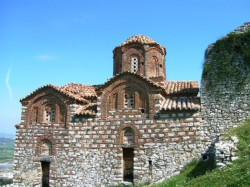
[160,97,200,111]
[98,71,164,91]
[164,81,199,95]
[60,83,97,99]
[120,35,159,46]
[20,83,97,103]
[20,84,88,103]
[75,103,97,116]
[98,72,199,96]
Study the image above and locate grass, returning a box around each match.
[150,119,250,187]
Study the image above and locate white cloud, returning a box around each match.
[5,67,12,102]
[36,55,53,60]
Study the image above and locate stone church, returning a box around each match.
[14,35,202,186]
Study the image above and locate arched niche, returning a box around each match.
[103,82,149,119]
[123,128,135,145]
[36,136,56,156]
[27,94,68,127]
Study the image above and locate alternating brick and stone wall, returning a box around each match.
[13,24,250,186]
[14,101,202,186]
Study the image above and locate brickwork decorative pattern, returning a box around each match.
[13,23,250,186]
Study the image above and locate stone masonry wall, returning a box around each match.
[64,107,202,186]
[200,22,250,152]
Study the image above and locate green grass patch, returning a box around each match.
[151,119,250,187]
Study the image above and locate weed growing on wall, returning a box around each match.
[202,31,250,93]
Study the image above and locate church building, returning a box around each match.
[13,35,202,186]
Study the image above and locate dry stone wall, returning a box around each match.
[215,136,239,169]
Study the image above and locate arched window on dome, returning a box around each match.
[123,128,135,145]
[131,56,139,73]
[152,56,159,76]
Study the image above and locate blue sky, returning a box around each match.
[1,0,250,135]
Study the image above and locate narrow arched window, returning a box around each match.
[113,93,118,109]
[123,128,134,144]
[152,56,159,76]
[40,140,52,156]
[44,105,55,122]
[131,56,139,73]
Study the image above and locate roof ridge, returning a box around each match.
[20,84,89,103]
[98,71,164,90]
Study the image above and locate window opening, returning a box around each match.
[34,107,39,123]
[125,93,134,108]
[131,56,138,73]
[113,93,118,109]
[45,105,55,122]
[152,56,159,76]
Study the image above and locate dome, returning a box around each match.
[113,35,167,80]
[120,35,159,47]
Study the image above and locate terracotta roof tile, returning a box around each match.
[20,83,98,103]
[160,97,200,111]
[98,72,199,97]
[20,84,88,103]
[120,35,159,46]
[75,103,97,116]
[60,83,97,99]
[164,81,199,95]
[98,71,164,91]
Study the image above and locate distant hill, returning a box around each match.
[0,133,15,139]
[0,137,14,163]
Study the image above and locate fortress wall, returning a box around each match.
[200,22,250,152]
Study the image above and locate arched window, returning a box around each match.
[152,56,159,76]
[123,128,134,144]
[131,56,139,73]
[44,104,55,122]
[113,93,118,109]
[34,107,39,122]
[40,140,52,156]
[125,91,134,108]
[31,106,39,124]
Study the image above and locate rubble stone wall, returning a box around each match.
[200,22,250,152]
